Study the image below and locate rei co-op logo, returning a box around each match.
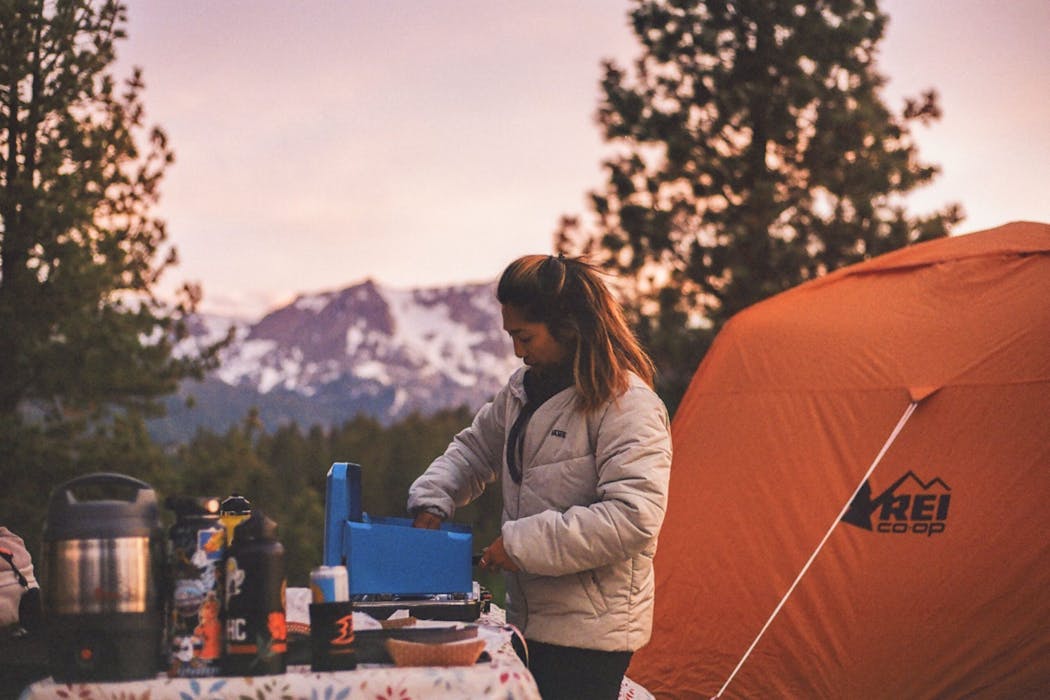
[842,470,951,536]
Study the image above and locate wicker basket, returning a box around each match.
[384,637,486,667]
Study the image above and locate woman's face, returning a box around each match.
[501,304,570,371]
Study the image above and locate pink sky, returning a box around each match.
[117,1,1050,318]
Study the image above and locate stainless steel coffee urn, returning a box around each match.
[41,473,165,682]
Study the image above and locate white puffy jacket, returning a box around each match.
[408,368,672,651]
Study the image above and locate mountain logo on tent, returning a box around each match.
[842,470,951,536]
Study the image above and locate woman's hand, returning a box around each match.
[412,511,443,530]
[477,535,520,573]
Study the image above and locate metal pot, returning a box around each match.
[41,472,164,682]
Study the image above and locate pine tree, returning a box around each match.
[558,0,961,411]
[0,0,221,425]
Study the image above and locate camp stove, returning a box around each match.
[322,462,483,621]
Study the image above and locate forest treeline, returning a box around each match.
[3,405,505,592]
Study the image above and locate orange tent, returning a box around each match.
[630,221,1050,698]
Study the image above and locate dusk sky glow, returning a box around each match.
[117,1,1050,318]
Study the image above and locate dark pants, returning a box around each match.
[525,640,632,700]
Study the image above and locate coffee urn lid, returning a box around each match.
[44,472,160,541]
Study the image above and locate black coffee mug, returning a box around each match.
[309,602,357,671]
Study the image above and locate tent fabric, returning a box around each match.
[629,221,1050,698]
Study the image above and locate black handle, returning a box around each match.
[55,472,154,505]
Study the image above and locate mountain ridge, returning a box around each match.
[152,278,518,443]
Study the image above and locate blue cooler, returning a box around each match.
[322,463,473,597]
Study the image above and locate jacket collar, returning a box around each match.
[507,365,577,412]
[508,368,649,404]
[508,366,529,402]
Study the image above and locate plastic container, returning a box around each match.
[323,462,473,596]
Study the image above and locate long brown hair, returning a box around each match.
[497,254,655,412]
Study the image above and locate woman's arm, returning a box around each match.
[407,384,510,520]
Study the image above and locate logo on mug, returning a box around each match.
[331,614,354,645]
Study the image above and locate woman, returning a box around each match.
[408,254,672,700]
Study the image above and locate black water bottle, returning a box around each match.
[165,495,225,677]
[222,510,286,676]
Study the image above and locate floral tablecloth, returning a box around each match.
[19,599,655,700]
[19,604,540,700]
[21,663,539,700]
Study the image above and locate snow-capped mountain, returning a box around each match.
[153,279,519,442]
